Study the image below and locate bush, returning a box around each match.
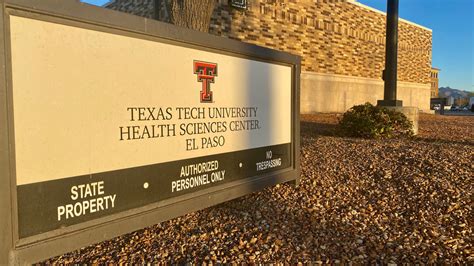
[338,103,413,138]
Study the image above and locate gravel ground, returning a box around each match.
[46,113,473,264]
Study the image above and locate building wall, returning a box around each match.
[210,0,432,84]
[105,0,155,19]
[430,68,439,98]
[104,0,433,111]
[301,72,431,113]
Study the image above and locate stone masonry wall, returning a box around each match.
[105,0,432,84]
[210,0,432,84]
[105,0,155,19]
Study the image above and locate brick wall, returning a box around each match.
[105,0,155,19]
[105,0,432,84]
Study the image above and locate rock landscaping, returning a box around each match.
[46,113,473,264]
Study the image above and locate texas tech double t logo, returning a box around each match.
[193,61,218,103]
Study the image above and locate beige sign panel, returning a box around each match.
[10,15,292,186]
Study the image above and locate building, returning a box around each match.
[430,67,440,98]
[103,0,433,112]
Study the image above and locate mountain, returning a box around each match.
[438,87,473,99]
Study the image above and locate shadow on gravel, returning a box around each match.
[413,137,474,147]
[215,184,378,263]
[300,121,340,138]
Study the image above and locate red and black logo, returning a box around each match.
[194,61,218,103]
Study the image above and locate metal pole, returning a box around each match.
[378,0,402,107]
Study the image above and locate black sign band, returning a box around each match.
[18,143,291,238]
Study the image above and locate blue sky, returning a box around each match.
[82,0,108,5]
[83,0,473,92]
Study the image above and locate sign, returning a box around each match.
[0,0,300,263]
[230,0,247,9]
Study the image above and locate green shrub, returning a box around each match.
[338,103,413,138]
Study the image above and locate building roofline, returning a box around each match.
[431,67,441,71]
[102,0,114,7]
[347,1,432,32]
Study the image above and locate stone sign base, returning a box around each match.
[385,106,419,135]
